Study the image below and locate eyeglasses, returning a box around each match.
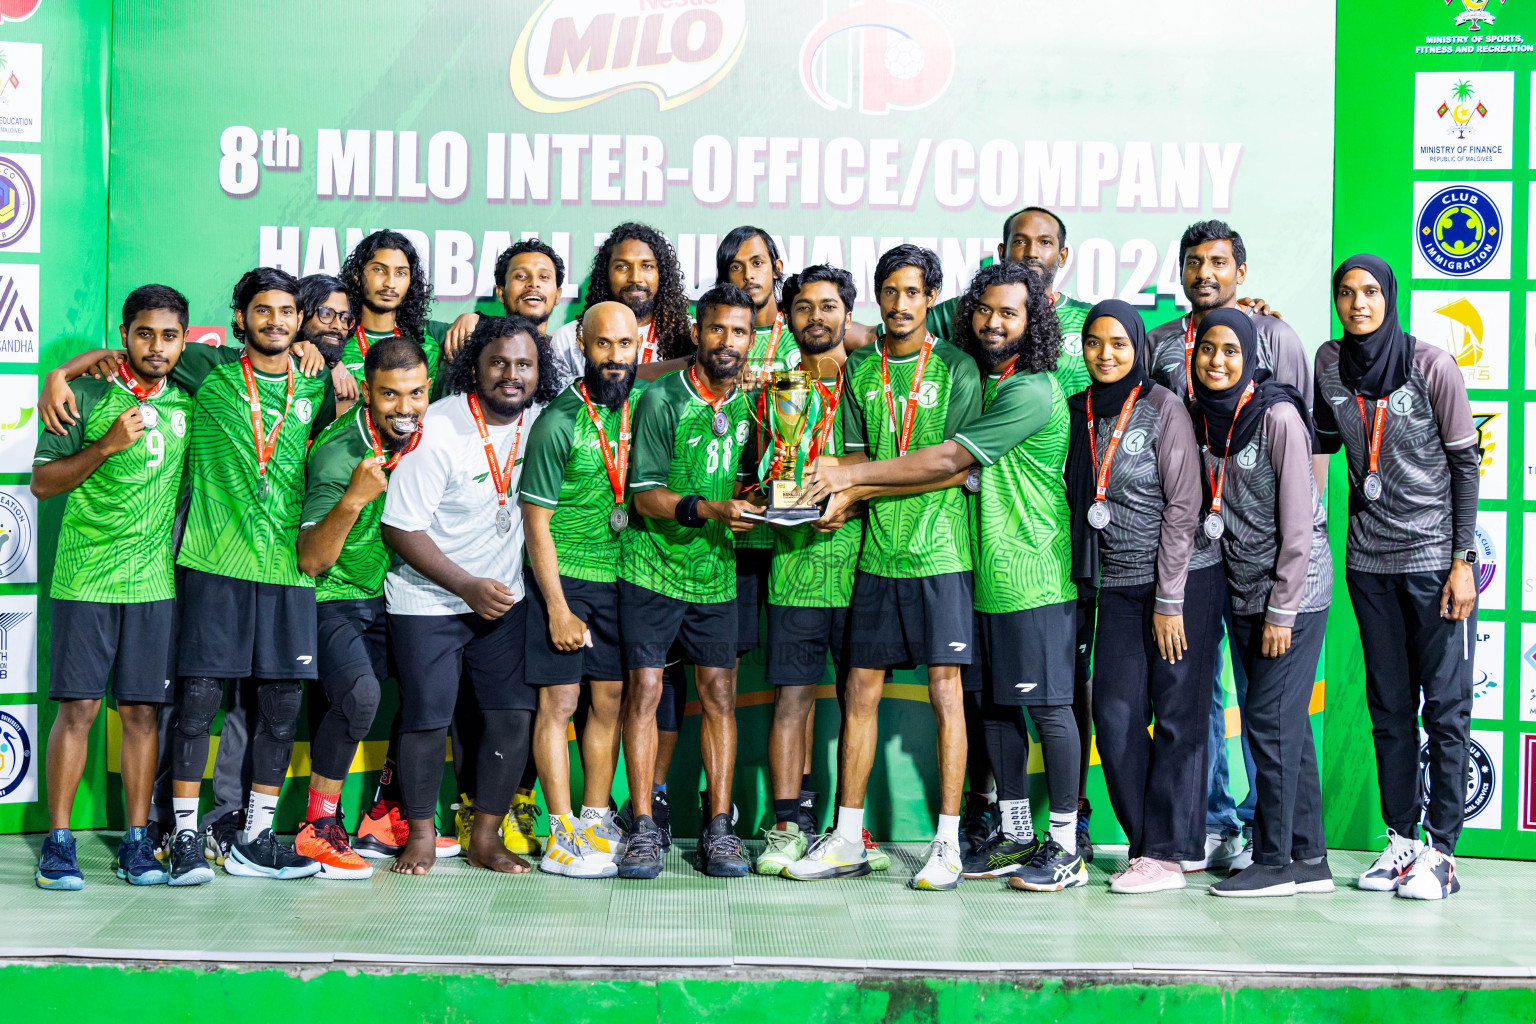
[313,306,355,328]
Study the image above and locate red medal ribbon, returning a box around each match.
[115,363,166,403]
[688,364,736,414]
[806,375,844,464]
[465,393,525,510]
[1201,379,1256,517]
[983,356,1020,410]
[1086,383,1143,504]
[238,353,295,481]
[579,383,631,507]
[880,337,934,456]
[1354,395,1388,477]
[363,408,422,471]
[1182,317,1196,400]
[353,323,400,358]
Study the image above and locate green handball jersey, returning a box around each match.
[176,346,336,587]
[339,321,445,389]
[952,368,1076,613]
[915,292,1091,398]
[841,337,981,579]
[519,379,651,584]
[737,317,802,551]
[301,405,397,602]
[768,375,862,608]
[624,368,754,603]
[36,376,192,602]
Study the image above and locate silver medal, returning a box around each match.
[963,466,982,494]
[1362,472,1382,502]
[1203,512,1225,540]
[1087,500,1111,530]
[711,410,729,436]
[495,506,512,535]
[609,506,629,532]
[139,403,158,429]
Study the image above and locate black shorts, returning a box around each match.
[316,597,388,686]
[177,569,318,680]
[389,603,533,731]
[618,580,736,670]
[766,604,849,687]
[847,571,974,669]
[49,598,176,703]
[966,600,1077,706]
[525,573,624,686]
[734,547,771,652]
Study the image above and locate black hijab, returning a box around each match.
[1333,253,1415,399]
[1188,307,1312,458]
[1064,300,1153,585]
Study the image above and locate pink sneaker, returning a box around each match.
[1110,856,1187,894]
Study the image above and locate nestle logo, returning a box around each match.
[511,0,748,113]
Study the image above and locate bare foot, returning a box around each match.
[467,812,529,873]
[390,820,438,875]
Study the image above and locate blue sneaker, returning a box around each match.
[36,829,85,890]
[115,826,168,885]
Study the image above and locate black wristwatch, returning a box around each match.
[1457,548,1478,565]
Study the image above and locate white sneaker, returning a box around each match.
[1396,847,1460,901]
[910,839,962,891]
[583,812,626,859]
[783,830,870,880]
[1180,832,1243,873]
[1357,828,1424,892]
[1112,857,1187,894]
[1228,831,1254,874]
[539,819,616,878]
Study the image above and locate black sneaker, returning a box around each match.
[1076,797,1094,864]
[1004,838,1087,892]
[698,812,749,877]
[1288,856,1334,894]
[224,828,321,879]
[147,819,173,862]
[617,814,666,879]
[653,790,673,849]
[958,792,1000,858]
[1210,862,1296,898]
[202,809,242,866]
[962,834,1040,878]
[168,828,215,886]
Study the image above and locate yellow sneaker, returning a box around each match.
[453,796,473,852]
[503,792,543,856]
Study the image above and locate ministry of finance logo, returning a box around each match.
[0,706,30,800]
[799,0,954,114]
[1414,183,1506,278]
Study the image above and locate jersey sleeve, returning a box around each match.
[943,350,983,440]
[1264,404,1316,628]
[300,431,356,529]
[170,343,230,395]
[628,384,678,494]
[1264,317,1313,409]
[380,428,451,533]
[926,296,957,344]
[1152,394,1202,614]
[517,406,575,509]
[33,379,103,465]
[1311,347,1342,455]
[1425,348,1478,450]
[951,374,1053,467]
[839,361,869,453]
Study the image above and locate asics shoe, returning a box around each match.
[1358,828,1425,892]
[1076,797,1094,864]
[617,815,666,879]
[961,835,1040,879]
[225,828,321,879]
[115,827,168,885]
[958,792,1000,858]
[784,830,871,880]
[35,830,84,891]
[1396,847,1459,901]
[756,822,808,876]
[862,828,890,871]
[295,816,373,879]
[699,813,749,877]
[202,809,242,867]
[910,839,963,891]
[503,792,543,857]
[167,828,215,886]
[1005,839,1087,892]
[541,817,617,878]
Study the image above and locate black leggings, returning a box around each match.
[308,668,381,781]
[173,677,301,789]
[981,689,1079,817]
[399,709,532,822]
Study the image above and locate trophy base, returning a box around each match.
[741,505,824,526]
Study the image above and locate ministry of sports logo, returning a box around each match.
[0,154,33,249]
[1446,0,1506,32]
[0,707,30,799]
[1416,185,1502,277]
[799,0,954,114]
[1420,735,1497,819]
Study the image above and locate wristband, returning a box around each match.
[675,494,706,528]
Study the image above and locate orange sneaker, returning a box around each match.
[295,817,374,880]
[353,799,409,859]
[862,828,891,871]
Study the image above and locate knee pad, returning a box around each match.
[335,670,381,742]
[256,680,305,744]
[175,677,225,739]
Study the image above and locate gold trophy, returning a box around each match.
[758,369,822,524]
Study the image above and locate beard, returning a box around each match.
[302,323,345,365]
[697,345,742,382]
[376,415,420,451]
[793,321,846,356]
[245,328,294,358]
[504,292,553,326]
[584,360,637,410]
[620,291,655,322]
[478,381,531,419]
[977,331,1025,370]
[1188,280,1236,312]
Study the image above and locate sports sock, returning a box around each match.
[580,805,605,822]
[835,805,864,844]
[306,786,339,823]
[652,782,667,796]
[172,796,199,835]
[773,797,799,824]
[979,785,998,804]
[125,824,147,843]
[935,814,960,849]
[51,827,71,845]
[554,811,579,835]
[1049,811,1076,853]
[371,760,398,806]
[998,798,1034,843]
[243,791,279,843]
[801,772,813,793]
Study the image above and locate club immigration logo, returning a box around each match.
[799,0,954,114]
[510,0,748,113]
[1420,734,1497,821]
[0,706,30,800]
[1415,184,1503,277]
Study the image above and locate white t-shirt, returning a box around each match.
[546,315,692,392]
[381,392,542,616]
